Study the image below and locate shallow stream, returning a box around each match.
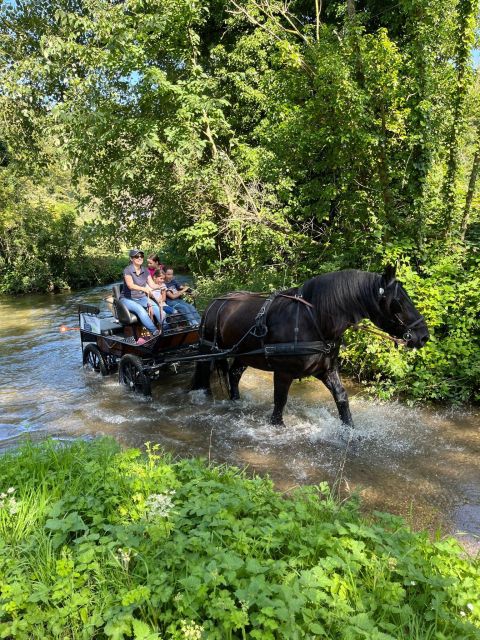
[0,286,478,553]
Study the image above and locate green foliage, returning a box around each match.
[0,166,124,294]
[0,439,479,639]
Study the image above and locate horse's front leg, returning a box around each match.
[228,358,247,400]
[319,368,354,428]
[271,370,294,426]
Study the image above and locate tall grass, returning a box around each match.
[0,438,478,639]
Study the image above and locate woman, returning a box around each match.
[147,254,165,278]
[120,249,162,338]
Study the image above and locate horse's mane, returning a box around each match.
[284,269,381,331]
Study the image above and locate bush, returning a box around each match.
[0,439,478,639]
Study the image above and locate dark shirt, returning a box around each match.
[122,264,148,300]
[165,278,182,293]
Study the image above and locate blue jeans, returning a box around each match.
[168,299,201,326]
[121,296,161,334]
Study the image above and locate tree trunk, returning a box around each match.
[441,0,478,239]
[460,136,480,241]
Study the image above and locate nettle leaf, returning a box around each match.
[131,619,160,640]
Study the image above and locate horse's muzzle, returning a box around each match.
[407,330,429,349]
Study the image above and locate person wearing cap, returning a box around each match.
[120,249,162,338]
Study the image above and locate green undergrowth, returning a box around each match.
[0,438,478,640]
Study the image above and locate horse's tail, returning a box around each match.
[215,358,230,396]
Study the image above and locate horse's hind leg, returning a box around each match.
[191,360,213,394]
[228,358,246,400]
[271,371,294,426]
[319,369,353,427]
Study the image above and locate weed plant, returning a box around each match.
[0,438,478,639]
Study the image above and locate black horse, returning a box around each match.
[191,266,429,427]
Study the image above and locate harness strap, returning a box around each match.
[252,292,277,338]
[213,290,315,308]
[196,339,336,360]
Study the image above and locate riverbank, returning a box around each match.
[0,438,479,640]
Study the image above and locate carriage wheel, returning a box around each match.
[118,355,152,396]
[83,344,108,376]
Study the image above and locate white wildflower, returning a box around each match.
[467,603,474,612]
[460,611,466,617]
[116,547,135,570]
[8,498,19,515]
[0,489,19,516]
[145,491,176,519]
[180,619,203,640]
[410,580,416,586]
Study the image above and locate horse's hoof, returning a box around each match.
[230,394,240,401]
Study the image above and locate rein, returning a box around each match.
[213,291,314,307]
[350,322,407,346]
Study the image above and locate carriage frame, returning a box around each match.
[79,303,202,395]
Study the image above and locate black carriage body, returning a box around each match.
[79,303,200,394]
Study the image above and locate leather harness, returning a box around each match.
[199,289,338,363]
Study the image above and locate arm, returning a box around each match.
[166,287,186,300]
[147,275,160,289]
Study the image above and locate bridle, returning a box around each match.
[380,282,425,343]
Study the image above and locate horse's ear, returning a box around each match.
[381,265,396,289]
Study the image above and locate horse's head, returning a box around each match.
[374,266,429,349]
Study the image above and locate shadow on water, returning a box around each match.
[0,285,479,554]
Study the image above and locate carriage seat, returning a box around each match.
[112,284,139,326]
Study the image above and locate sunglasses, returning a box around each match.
[132,254,144,259]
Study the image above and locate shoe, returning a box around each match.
[136,337,147,345]
[152,329,161,337]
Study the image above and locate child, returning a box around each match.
[150,269,175,321]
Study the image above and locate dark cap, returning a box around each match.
[129,249,144,258]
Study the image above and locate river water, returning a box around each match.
[0,285,479,553]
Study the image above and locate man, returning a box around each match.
[164,267,201,327]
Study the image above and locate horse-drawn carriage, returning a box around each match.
[79,285,201,395]
[79,267,429,428]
